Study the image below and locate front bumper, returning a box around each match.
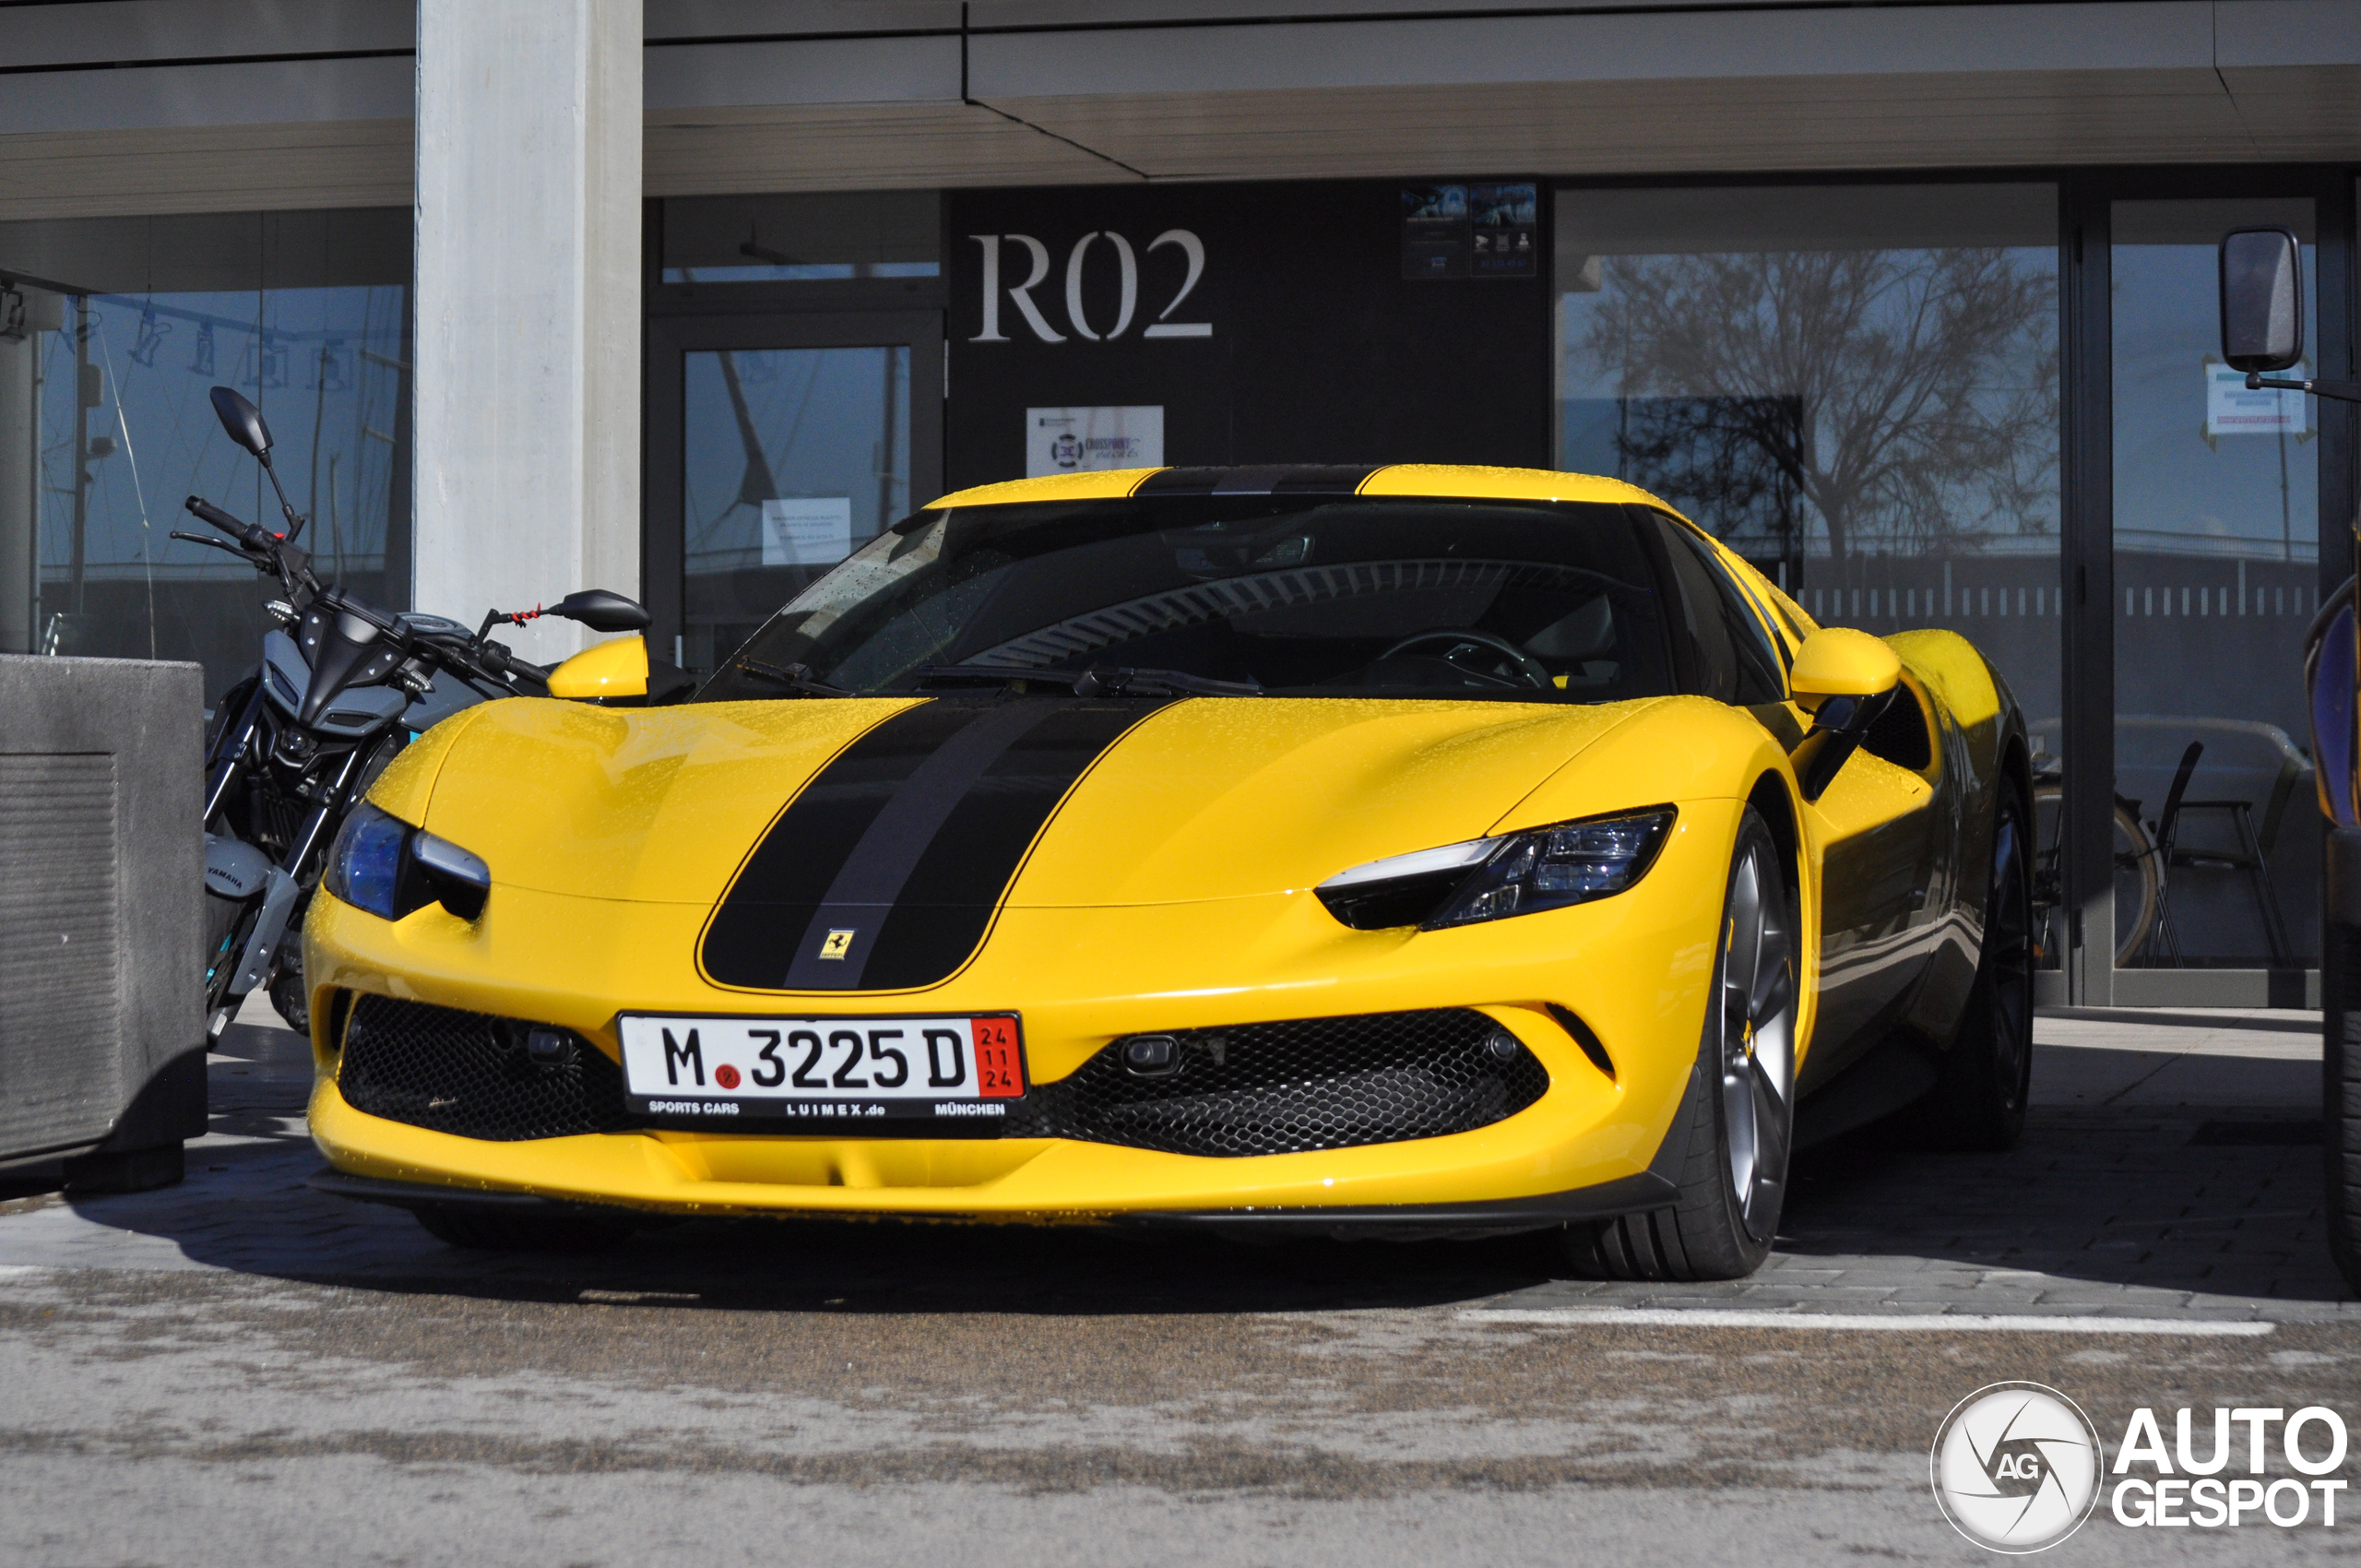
[308,1149,1686,1241]
[303,798,1739,1227]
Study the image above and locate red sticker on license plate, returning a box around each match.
[971,1016,1025,1098]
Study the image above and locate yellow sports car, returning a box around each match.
[305,463,2033,1280]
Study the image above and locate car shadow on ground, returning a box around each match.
[24,1035,2352,1313]
[1778,1040,2350,1306]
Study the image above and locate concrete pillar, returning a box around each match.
[412,0,641,664]
[0,312,35,656]
[0,287,66,655]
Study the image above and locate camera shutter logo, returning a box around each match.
[1931,1382,2102,1552]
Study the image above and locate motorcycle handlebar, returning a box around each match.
[169,529,249,559]
[184,494,267,550]
[397,625,543,690]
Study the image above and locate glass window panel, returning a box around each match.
[0,208,409,704]
[682,343,911,671]
[1553,183,2061,737]
[1643,507,1786,705]
[661,192,940,283]
[1555,183,2060,961]
[2110,197,2319,969]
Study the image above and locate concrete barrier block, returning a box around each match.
[0,654,205,1170]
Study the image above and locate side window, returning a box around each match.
[1640,510,1785,705]
[1862,681,1935,773]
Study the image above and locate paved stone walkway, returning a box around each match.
[7,1004,2353,1568]
[1,1004,2352,1321]
[1483,1006,2357,1324]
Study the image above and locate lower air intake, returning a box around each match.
[1006,1008,1548,1158]
[338,993,633,1142]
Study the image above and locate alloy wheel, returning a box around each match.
[1717,837,1797,1239]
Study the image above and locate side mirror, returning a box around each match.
[1789,626,1902,714]
[547,633,649,701]
[1788,628,1904,802]
[2220,227,2305,374]
[548,588,650,634]
[209,386,273,458]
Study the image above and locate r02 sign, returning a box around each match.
[969,231,1211,344]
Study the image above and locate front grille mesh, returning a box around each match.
[1006,1008,1548,1158]
[338,993,632,1141]
[335,993,1547,1156]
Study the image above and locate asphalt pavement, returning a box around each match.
[1,1003,2355,1566]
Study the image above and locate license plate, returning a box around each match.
[617,1012,1026,1129]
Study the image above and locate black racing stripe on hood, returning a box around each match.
[700,695,1174,992]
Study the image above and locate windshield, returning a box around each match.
[696,496,1681,704]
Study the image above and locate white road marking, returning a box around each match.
[1459,1308,2275,1336]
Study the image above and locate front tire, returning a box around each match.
[268,922,309,1036]
[2319,832,2361,1292]
[268,969,310,1037]
[1563,807,1798,1281]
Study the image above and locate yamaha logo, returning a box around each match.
[1931,1383,2103,1552]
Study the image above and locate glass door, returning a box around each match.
[1553,180,2068,967]
[2108,197,2321,973]
[0,211,413,694]
[646,311,942,675]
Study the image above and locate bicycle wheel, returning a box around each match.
[2110,804,2160,964]
[2031,783,2064,967]
[2028,784,2159,966]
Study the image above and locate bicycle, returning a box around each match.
[2029,763,2162,968]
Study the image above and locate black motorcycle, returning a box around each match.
[186,386,651,1041]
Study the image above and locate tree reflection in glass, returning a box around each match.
[1556,185,2061,727]
[1587,246,2056,575]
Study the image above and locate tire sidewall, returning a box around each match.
[1703,807,1798,1259]
[2325,937,2361,1292]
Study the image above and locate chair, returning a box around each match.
[2149,740,2293,967]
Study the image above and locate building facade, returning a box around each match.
[2,0,2357,1005]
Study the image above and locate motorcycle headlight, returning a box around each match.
[324,802,492,922]
[1317,806,1677,932]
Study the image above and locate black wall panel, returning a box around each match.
[944,181,1549,491]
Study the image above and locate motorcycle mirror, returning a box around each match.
[548,588,651,634]
[209,386,274,458]
[2220,226,2305,374]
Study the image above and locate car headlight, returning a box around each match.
[323,802,492,922]
[1316,806,1676,931]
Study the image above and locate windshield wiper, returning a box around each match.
[733,657,850,696]
[1077,664,1264,696]
[913,662,1263,697]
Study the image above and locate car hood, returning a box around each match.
[413,693,1667,911]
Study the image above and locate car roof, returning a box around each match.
[926,463,1666,511]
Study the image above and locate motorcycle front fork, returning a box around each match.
[206,743,365,1045]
